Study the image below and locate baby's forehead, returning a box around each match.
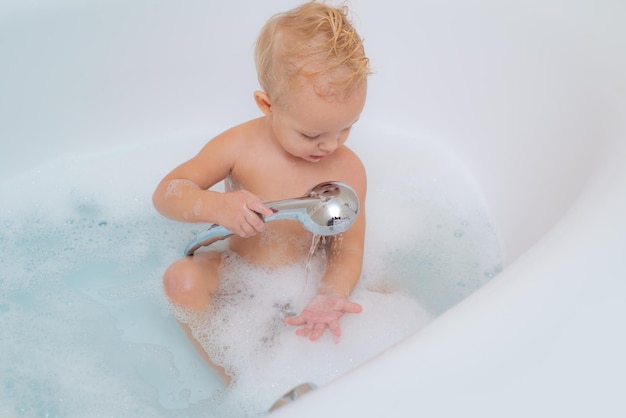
[283,78,366,113]
[294,70,363,99]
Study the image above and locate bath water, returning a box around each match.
[0,130,502,417]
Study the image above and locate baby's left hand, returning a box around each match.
[284,294,362,342]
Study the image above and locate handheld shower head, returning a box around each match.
[184,181,360,256]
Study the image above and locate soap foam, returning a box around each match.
[0,132,502,417]
[171,251,431,416]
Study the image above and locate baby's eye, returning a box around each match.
[300,132,321,140]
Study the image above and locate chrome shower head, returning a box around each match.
[184,181,359,256]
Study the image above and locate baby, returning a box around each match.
[153,0,370,363]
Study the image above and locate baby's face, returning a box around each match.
[269,81,366,163]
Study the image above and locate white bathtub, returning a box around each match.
[1,0,625,416]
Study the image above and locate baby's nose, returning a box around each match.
[319,136,338,153]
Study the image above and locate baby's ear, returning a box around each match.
[254,91,273,116]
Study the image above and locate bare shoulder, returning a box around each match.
[337,145,365,171]
[331,145,367,197]
[163,118,265,189]
[198,117,264,157]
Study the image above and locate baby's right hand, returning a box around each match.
[216,190,274,238]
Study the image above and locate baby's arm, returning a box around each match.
[283,212,365,342]
[152,132,273,236]
[284,157,367,341]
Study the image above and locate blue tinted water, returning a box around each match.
[0,133,502,417]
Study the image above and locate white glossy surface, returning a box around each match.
[1,1,624,416]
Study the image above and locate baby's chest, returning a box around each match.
[231,159,331,201]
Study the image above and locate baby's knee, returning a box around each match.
[163,256,218,310]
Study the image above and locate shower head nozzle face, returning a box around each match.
[299,182,359,236]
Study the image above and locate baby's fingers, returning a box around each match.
[343,300,363,314]
[283,315,306,327]
[295,326,312,338]
[328,320,341,339]
[309,323,327,341]
[247,200,274,218]
[243,207,266,234]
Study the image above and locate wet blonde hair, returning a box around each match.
[255,1,371,103]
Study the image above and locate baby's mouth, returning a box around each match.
[309,153,329,161]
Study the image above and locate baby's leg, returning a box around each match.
[163,252,230,383]
[163,252,221,310]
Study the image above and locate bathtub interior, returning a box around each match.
[1,0,625,417]
[2,0,624,261]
